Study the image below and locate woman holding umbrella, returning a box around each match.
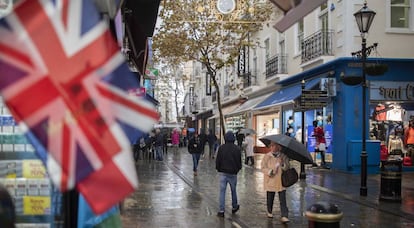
[260,141,290,224]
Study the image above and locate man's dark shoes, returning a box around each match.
[217,211,224,217]
[232,205,240,214]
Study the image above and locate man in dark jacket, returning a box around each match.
[215,131,242,217]
[154,129,164,161]
[236,130,245,149]
[188,132,203,176]
[198,129,208,157]
[207,129,218,159]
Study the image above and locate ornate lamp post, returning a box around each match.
[353,1,376,196]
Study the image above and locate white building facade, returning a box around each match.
[182,1,414,168]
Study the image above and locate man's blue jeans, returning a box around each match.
[155,146,163,161]
[192,153,201,172]
[218,173,238,212]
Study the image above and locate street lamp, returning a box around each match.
[354,1,376,197]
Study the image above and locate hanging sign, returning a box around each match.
[144,68,159,80]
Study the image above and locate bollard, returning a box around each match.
[305,202,343,228]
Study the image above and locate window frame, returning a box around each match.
[264,38,270,62]
[386,0,414,33]
[295,18,304,55]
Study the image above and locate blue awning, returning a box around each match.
[253,78,320,110]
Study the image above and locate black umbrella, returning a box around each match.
[259,134,313,164]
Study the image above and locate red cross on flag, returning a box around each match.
[0,0,159,213]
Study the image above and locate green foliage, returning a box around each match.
[153,0,274,136]
[153,0,274,71]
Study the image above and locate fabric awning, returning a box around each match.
[253,78,320,110]
[226,93,273,117]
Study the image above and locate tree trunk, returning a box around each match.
[174,75,180,123]
[209,70,226,143]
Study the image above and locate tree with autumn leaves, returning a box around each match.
[153,0,273,138]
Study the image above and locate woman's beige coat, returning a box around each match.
[261,151,290,192]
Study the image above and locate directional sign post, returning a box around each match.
[300,80,306,180]
[299,89,328,111]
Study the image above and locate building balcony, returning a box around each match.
[265,54,288,79]
[301,29,334,63]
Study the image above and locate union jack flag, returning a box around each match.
[0,0,159,213]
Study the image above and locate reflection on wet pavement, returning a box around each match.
[121,148,414,227]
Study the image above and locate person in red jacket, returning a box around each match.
[313,120,327,167]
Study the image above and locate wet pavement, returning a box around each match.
[120,147,414,227]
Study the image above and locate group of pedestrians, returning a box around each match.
[144,127,289,223]
[187,129,219,176]
[133,127,184,162]
[191,130,291,224]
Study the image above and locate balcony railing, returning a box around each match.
[265,54,288,78]
[301,29,334,63]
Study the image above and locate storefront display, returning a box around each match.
[225,115,246,133]
[307,121,333,165]
[370,101,414,166]
[0,100,59,227]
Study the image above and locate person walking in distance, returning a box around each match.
[261,141,290,224]
[182,127,188,146]
[171,128,180,154]
[236,129,245,149]
[216,131,242,217]
[243,133,255,166]
[198,129,208,158]
[188,131,203,176]
[207,129,218,159]
[154,128,164,161]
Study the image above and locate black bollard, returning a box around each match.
[305,202,343,228]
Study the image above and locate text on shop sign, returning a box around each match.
[378,84,414,100]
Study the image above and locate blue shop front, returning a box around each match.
[279,57,414,174]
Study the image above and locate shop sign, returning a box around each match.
[144,67,159,80]
[370,81,414,101]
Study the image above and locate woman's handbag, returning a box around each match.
[281,168,298,187]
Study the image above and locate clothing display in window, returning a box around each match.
[404,125,414,146]
[370,124,378,140]
[388,134,404,155]
[404,121,414,164]
[377,123,387,142]
[386,105,404,122]
[374,103,387,121]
